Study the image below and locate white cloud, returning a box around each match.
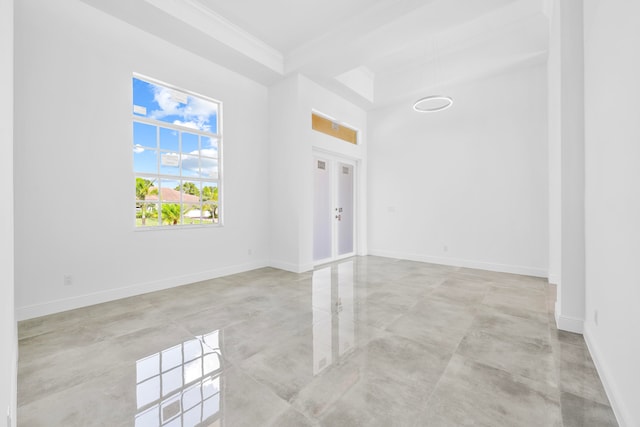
[150,87,180,117]
[181,155,218,179]
[173,120,202,131]
[200,158,219,178]
[149,85,217,133]
[199,148,217,157]
[133,144,145,154]
[181,155,198,173]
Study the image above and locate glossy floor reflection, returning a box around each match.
[17,256,618,426]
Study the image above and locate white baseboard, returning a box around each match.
[16,260,269,321]
[554,300,584,333]
[268,260,314,273]
[299,263,314,273]
[584,324,633,427]
[367,249,548,278]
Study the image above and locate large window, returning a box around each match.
[132,75,222,228]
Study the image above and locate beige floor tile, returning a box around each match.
[17,256,617,426]
[419,354,562,427]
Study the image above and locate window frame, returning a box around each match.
[132,74,223,230]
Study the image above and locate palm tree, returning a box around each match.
[202,186,219,221]
[136,178,155,225]
[161,203,182,225]
[175,182,200,197]
[202,185,217,201]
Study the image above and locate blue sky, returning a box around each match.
[133,77,218,133]
[133,78,219,179]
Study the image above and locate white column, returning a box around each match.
[548,0,586,333]
[1,0,17,424]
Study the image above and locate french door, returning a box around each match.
[313,154,356,264]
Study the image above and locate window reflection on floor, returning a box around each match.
[134,260,356,425]
[135,331,223,427]
[312,260,355,376]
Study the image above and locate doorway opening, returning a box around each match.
[313,153,357,264]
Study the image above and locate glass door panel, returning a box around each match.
[337,163,354,256]
[313,158,332,262]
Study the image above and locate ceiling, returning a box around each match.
[80,0,549,110]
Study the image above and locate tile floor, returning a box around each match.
[17,256,618,426]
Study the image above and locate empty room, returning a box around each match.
[1,0,639,426]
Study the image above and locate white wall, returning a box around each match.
[368,65,548,276]
[1,0,17,424]
[583,1,640,425]
[14,0,270,319]
[269,74,367,272]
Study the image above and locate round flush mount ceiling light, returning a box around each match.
[413,95,454,113]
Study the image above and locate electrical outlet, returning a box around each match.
[64,275,72,286]
[443,245,448,252]
[248,249,253,255]
[594,310,599,326]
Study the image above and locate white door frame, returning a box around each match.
[313,149,358,265]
